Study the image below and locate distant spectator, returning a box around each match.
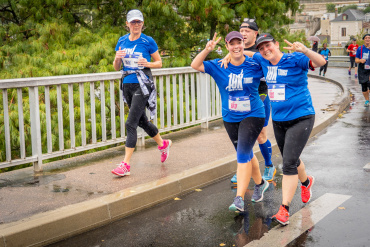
[312,41,318,52]
[318,43,331,76]
[216,46,223,56]
[347,38,359,78]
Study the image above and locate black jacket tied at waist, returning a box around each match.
[120,69,157,120]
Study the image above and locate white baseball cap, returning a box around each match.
[127,9,144,23]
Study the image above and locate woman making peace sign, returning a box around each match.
[191,31,270,213]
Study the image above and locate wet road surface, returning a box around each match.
[49,68,370,247]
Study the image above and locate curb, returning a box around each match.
[0,76,350,247]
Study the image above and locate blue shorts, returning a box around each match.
[262,95,271,127]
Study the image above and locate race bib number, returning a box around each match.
[228,96,251,112]
[268,84,286,101]
[122,53,142,69]
[363,52,369,60]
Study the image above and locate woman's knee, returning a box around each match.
[257,131,267,144]
[125,120,137,132]
[282,159,300,175]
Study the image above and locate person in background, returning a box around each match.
[318,43,331,76]
[347,38,359,78]
[312,41,318,53]
[355,34,370,107]
[111,9,172,177]
[216,46,223,56]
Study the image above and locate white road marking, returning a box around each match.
[246,193,352,247]
[363,163,370,172]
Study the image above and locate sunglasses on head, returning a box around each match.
[243,18,255,23]
[130,20,143,25]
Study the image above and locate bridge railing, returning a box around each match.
[0,67,221,172]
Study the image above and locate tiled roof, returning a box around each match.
[331,9,364,22]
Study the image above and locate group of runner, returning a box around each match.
[317,36,370,107]
[112,9,329,226]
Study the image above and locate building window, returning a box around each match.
[342,28,346,37]
[342,14,347,21]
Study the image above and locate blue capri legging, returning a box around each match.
[223,117,265,163]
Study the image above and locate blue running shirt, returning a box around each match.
[203,57,265,122]
[356,45,370,60]
[319,49,330,61]
[253,52,315,121]
[115,33,158,84]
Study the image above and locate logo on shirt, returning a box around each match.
[123,45,137,55]
[278,69,288,76]
[226,70,244,91]
[266,66,278,82]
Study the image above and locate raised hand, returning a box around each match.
[205,32,222,51]
[283,40,309,54]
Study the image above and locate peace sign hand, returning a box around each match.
[283,40,309,54]
[205,32,222,51]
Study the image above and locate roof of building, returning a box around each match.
[331,9,364,22]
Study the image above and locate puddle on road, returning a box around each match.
[0,174,65,189]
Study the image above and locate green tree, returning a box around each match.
[340,5,358,13]
[326,3,336,13]
[364,6,370,14]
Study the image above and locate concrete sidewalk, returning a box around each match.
[0,74,349,247]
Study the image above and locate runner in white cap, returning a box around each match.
[111,9,172,177]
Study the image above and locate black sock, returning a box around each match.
[302,178,310,187]
[258,179,265,186]
[282,204,290,212]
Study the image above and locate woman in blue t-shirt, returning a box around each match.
[250,33,326,225]
[191,31,270,213]
[111,9,171,177]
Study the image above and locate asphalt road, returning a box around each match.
[49,68,370,247]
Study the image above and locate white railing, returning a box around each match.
[0,67,221,172]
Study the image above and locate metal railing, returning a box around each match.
[0,67,221,172]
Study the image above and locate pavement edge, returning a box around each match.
[0,75,350,247]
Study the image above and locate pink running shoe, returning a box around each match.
[158,139,172,163]
[111,162,130,177]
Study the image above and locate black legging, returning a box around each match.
[320,61,328,74]
[223,117,265,163]
[272,115,315,175]
[122,83,158,148]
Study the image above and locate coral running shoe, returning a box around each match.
[111,162,130,177]
[301,175,314,203]
[158,139,172,163]
[272,205,289,225]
